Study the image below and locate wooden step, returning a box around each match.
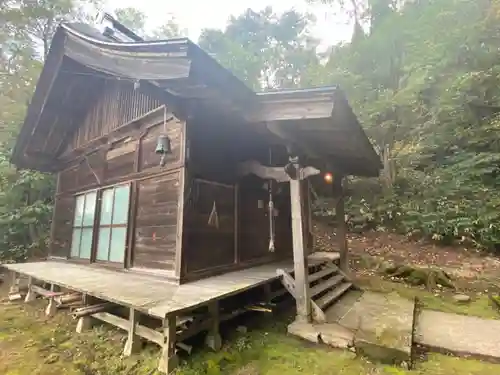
[316,282,353,310]
[308,266,337,284]
[310,274,344,298]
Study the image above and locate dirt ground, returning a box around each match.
[1,224,500,374]
[313,221,500,285]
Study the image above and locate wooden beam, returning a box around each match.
[245,96,335,123]
[92,311,164,346]
[123,308,142,356]
[238,160,289,182]
[289,158,312,323]
[205,301,222,351]
[24,277,36,302]
[45,284,60,317]
[158,314,178,375]
[237,160,320,183]
[334,176,348,272]
[233,184,239,264]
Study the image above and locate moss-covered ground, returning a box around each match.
[1,279,500,375]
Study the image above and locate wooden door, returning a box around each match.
[237,175,271,263]
[183,179,236,274]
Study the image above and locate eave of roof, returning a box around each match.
[11,22,381,177]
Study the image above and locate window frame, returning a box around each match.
[95,184,131,264]
[70,190,98,261]
[68,183,132,266]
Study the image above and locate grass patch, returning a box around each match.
[1,298,500,375]
[356,276,500,320]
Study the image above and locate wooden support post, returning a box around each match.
[123,308,142,356]
[45,284,59,317]
[334,176,348,272]
[9,271,19,294]
[205,301,222,351]
[76,316,93,333]
[24,277,36,303]
[76,294,93,333]
[158,314,178,375]
[289,158,312,323]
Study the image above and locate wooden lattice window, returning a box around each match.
[96,184,131,263]
[70,191,97,259]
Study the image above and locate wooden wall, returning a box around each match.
[134,173,180,270]
[180,115,294,282]
[70,80,161,150]
[50,80,186,276]
[183,180,235,274]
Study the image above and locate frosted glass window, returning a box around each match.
[109,228,127,263]
[82,192,97,226]
[70,229,81,257]
[79,228,93,259]
[96,228,111,261]
[100,189,114,225]
[73,196,85,227]
[70,191,97,259]
[113,185,130,225]
[96,184,130,263]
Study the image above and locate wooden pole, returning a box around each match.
[289,158,311,323]
[123,308,142,356]
[45,284,59,317]
[72,302,113,319]
[158,314,178,374]
[334,176,348,272]
[205,301,222,351]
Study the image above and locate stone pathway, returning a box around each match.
[415,310,500,361]
[326,290,414,364]
[288,290,415,365]
[288,290,500,366]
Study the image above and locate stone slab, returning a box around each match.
[317,322,355,349]
[326,291,415,364]
[415,310,500,361]
[288,320,320,343]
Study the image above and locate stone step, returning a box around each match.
[324,291,415,365]
[310,274,344,298]
[316,282,353,310]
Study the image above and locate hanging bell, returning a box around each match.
[155,134,172,155]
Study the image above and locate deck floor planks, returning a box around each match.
[3,253,339,318]
[2,260,291,318]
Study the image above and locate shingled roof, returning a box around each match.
[12,21,381,177]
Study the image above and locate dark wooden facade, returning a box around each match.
[47,77,306,284]
[12,22,380,287]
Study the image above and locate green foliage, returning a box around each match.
[308,0,500,251]
[199,7,321,90]
[0,0,95,262]
[115,7,147,35]
[0,146,54,262]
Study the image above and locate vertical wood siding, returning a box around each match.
[50,195,75,258]
[134,173,180,270]
[71,80,161,150]
[183,180,235,273]
[51,80,186,273]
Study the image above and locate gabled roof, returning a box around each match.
[12,21,381,177]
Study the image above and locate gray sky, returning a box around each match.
[105,0,352,47]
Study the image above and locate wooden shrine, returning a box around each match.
[4,15,381,374]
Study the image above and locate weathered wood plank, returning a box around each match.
[134,173,180,270]
[2,259,297,319]
[289,163,312,322]
[70,79,161,150]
